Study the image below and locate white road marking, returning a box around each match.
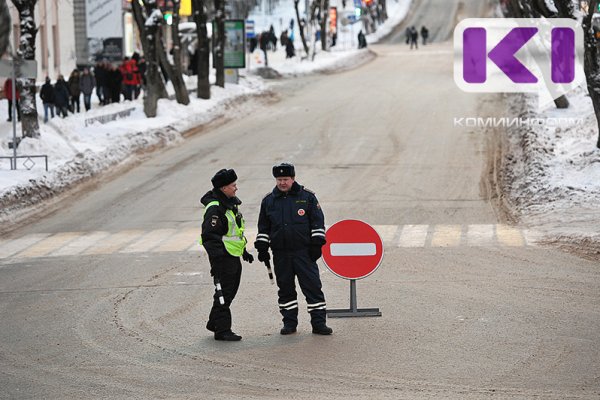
[0,224,540,260]
[397,225,429,247]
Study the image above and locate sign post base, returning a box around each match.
[327,279,382,318]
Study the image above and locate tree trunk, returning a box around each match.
[132,0,168,99]
[0,0,10,57]
[156,35,184,101]
[294,0,309,56]
[553,0,575,19]
[582,0,600,148]
[213,0,225,87]
[12,0,40,139]
[320,0,328,51]
[192,0,210,99]
[143,8,163,117]
[170,0,190,105]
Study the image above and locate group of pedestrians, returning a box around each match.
[38,68,96,123]
[2,53,147,124]
[405,25,429,49]
[201,163,332,341]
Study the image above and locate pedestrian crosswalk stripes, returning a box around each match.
[0,224,540,261]
[397,225,429,247]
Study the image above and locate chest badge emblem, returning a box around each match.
[297,209,305,216]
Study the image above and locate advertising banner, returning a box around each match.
[86,0,124,63]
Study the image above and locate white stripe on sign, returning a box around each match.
[330,243,376,256]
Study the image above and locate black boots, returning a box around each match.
[214,330,242,341]
[280,326,297,335]
[312,325,333,335]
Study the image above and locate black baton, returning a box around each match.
[264,260,274,285]
[213,277,225,305]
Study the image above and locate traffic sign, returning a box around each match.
[246,19,255,38]
[322,219,384,280]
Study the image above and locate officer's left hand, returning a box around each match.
[243,249,254,264]
[309,245,322,262]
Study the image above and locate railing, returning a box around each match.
[0,155,49,171]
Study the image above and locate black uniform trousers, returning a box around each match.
[273,250,326,328]
[207,254,242,334]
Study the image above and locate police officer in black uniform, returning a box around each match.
[255,163,333,335]
[201,169,254,341]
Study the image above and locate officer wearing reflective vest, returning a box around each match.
[200,168,254,341]
[255,163,333,335]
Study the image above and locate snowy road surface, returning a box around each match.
[1,1,599,399]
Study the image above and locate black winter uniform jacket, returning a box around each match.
[256,181,326,252]
[200,189,244,260]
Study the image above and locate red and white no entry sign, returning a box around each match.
[322,219,384,280]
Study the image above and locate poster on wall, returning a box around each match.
[86,0,123,63]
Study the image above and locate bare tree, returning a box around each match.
[294,0,309,56]
[0,0,9,57]
[132,0,168,99]
[320,0,328,50]
[143,3,164,117]
[170,0,190,105]
[155,29,190,105]
[11,0,40,138]
[214,0,225,87]
[192,0,211,99]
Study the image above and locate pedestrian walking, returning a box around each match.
[358,30,367,49]
[107,64,122,104]
[94,61,107,105]
[255,163,332,336]
[405,27,411,45]
[79,67,96,111]
[285,37,295,58]
[410,26,419,49]
[421,26,429,45]
[122,56,141,101]
[39,77,55,123]
[3,78,21,122]
[67,69,81,113]
[200,169,254,341]
[53,75,70,118]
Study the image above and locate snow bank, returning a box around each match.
[500,86,600,243]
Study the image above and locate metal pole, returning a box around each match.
[350,279,357,312]
[11,57,17,170]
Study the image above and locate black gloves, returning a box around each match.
[242,249,254,263]
[254,240,270,263]
[257,249,271,263]
[309,245,322,262]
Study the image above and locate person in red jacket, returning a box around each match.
[3,78,21,122]
[122,57,141,101]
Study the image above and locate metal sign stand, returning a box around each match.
[327,279,381,318]
[1,45,47,171]
[10,54,17,169]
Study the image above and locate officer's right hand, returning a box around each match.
[257,250,271,263]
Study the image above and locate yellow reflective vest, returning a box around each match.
[201,200,247,257]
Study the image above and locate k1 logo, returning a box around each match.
[454,19,584,108]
